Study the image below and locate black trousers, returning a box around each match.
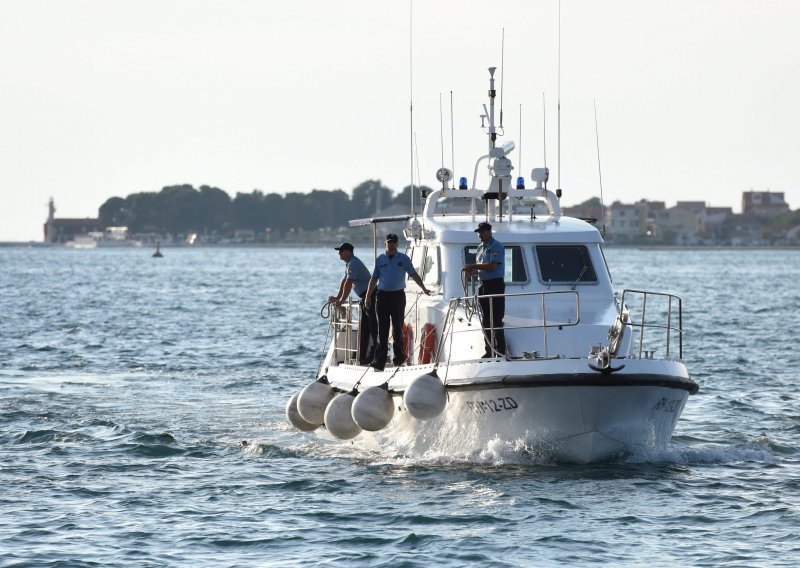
[358,290,377,364]
[478,278,506,356]
[375,289,406,365]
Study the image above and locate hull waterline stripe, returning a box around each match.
[442,373,699,394]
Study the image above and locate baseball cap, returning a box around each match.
[474,222,492,232]
[385,234,399,243]
[334,242,354,251]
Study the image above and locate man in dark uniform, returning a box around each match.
[328,242,377,365]
[462,222,506,357]
[364,234,431,371]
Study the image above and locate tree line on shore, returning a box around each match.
[97,182,800,246]
[99,181,431,238]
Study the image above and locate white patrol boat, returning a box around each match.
[286,68,698,463]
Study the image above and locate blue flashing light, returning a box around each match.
[516,176,525,189]
[459,176,468,190]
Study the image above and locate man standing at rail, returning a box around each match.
[365,233,431,371]
[462,222,506,358]
[328,242,377,365]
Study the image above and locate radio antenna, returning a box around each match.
[450,91,456,189]
[439,93,445,175]
[557,0,562,191]
[542,92,548,182]
[409,0,415,214]
[414,131,422,190]
[594,99,606,236]
[519,103,523,179]
[499,28,505,130]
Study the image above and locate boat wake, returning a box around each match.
[286,434,777,469]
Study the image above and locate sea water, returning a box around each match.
[1,246,798,566]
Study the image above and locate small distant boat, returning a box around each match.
[64,227,142,248]
[286,68,698,463]
[97,227,142,247]
[152,241,163,258]
[64,236,97,249]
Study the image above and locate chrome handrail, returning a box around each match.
[620,289,683,359]
[439,289,581,360]
[330,299,361,363]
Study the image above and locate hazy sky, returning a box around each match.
[1,0,798,242]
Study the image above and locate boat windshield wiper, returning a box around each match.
[571,265,588,290]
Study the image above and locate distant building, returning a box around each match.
[43,198,102,244]
[562,201,603,224]
[659,201,707,244]
[785,225,800,243]
[602,191,794,245]
[705,207,734,244]
[723,213,768,246]
[706,206,733,224]
[643,201,665,238]
[742,191,789,218]
[606,200,647,241]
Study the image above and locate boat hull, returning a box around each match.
[324,359,695,463]
[387,383,689,463]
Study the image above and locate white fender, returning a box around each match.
[297,378,336,426]
[404,372,446,420]
[324,392,362,440]
[351,385,395,431]
[285,391,319,432]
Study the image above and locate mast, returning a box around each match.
[487,66,497,152]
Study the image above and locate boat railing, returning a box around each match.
[329,299,362,364]
[619,289,683,359]
[441,289,581,360]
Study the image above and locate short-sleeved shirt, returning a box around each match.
[476,237,504,281]
[345,255,371,296]
[372,251,417,291]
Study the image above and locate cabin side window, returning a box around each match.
[463,245,527,284]
[599,244,613,283]
[407,246,440,285]
[422,246,440,285]
[534,245,598,285]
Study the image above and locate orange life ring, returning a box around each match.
[418,323,436,365]
[402,322,414,365]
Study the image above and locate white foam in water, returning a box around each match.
[291,431,567,467]
[290,428,778,469]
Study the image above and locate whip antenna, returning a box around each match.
[500,28,505,130]
[439,93,445,175]
[450,91,455,189]
[542,92,548,175]
[519,103,523,178]
[414,132,422,189]
[557,0,561,191]
[594,99,606,236]
[409,0,415,214]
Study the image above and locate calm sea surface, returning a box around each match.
[1,246,799,566]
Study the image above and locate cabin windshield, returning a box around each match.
[534,245,597,285]
[434,195,475,215]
